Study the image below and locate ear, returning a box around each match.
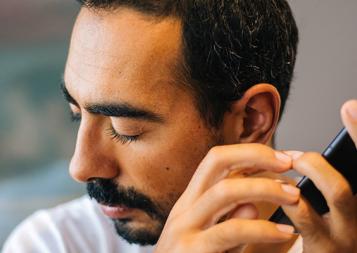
[221,84,281,144]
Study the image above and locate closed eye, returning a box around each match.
[70,111,81,122]
[106,126,140,145]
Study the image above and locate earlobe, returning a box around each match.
[221,84,281,145]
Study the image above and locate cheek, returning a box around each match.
[117,123,216,207]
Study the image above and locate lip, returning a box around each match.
[99,204,133,219]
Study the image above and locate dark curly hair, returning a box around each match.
[76,0,299,127]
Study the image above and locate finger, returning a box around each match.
[287,152,355,237]
[187,177,300,228]
[282,197,335,253]
[221,205,257,253]
[282,196,328,241]
[228,203,259,220]
[341,99,357,145]
[177,144,292,212]
[198,219,295,253]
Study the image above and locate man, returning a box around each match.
[3,0,357,252]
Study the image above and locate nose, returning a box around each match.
[69,119,119,182]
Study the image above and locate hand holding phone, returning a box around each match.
[269,127,357,225]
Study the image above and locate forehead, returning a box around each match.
[64,7,186,112]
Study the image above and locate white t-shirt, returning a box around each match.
[2,196,302,253]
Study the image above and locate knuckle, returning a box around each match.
[169,235,196,253]
[214,219,242,243]
[295,152,321,165]
[213,228,229,246]
[158,225,197,253]
[163,216,183,235]
[255,178,280,194]
[330,182,352,208]
[295,202,313,227]
[213,180,232,199]
[205,146,224,166]
[207,145,222,157]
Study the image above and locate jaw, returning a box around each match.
[111,212,165,245]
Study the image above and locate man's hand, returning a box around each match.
[155,144,299,253]
[282,100,357,253]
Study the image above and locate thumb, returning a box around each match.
[341,99,357,144]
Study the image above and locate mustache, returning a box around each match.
[86,178,165,221]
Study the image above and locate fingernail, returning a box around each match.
[284,151,304,160]
[276,224,295,234]
[274,179,288,184]
[275,152,292,164]
[345,100,357,121]
[281,184,300,196]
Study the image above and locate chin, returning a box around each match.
[112,218,164,245]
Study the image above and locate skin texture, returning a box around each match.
[65,7,221,237]
[64,7,357,253]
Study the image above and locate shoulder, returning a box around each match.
[2,196,120,253]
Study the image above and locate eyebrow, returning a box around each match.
[60,82,164,123]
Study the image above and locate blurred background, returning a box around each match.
[0,0,84,245]
[0,0,356,247]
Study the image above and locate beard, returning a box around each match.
[87,179,168,245]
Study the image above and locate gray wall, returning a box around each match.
[277,0,357,152]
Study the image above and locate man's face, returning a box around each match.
[64,7,220,245]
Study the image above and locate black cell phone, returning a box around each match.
[269,128,357,226]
